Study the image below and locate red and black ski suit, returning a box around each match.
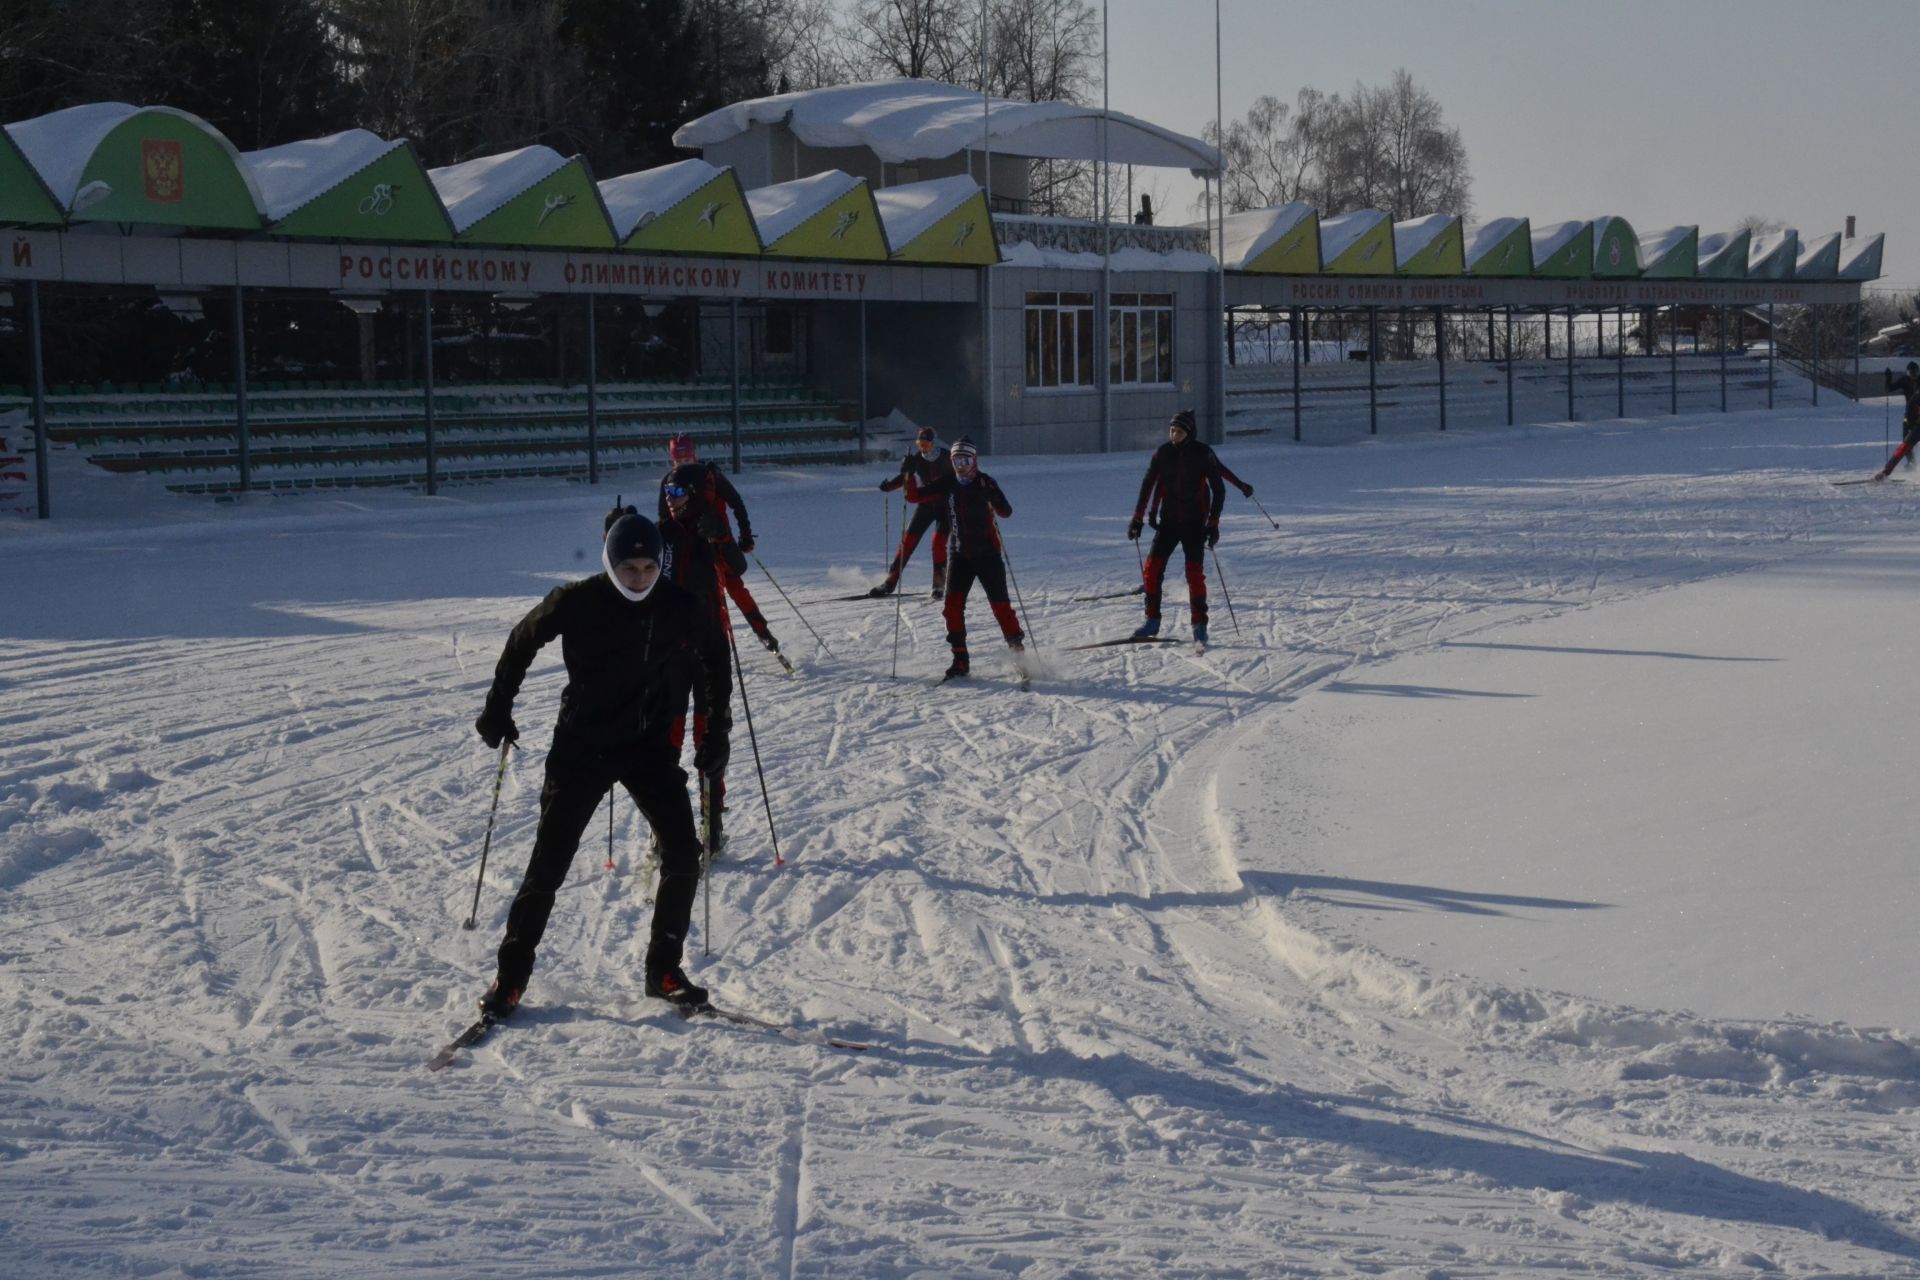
[1131,437,1228,625]
[479,573,731,994]
[1877,371,1920,477]
[906,468,1023,665]
[658,461,770,642]
[878,447,953,586]
[659,501,747,808]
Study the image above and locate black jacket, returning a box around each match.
[1134,438,1227,527]
[906,470,1010,560]
[881,446,951,492]
[658,461,751,542]
[1891,371,1920,427]
[483,575,731,752]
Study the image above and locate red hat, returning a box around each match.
[667,433,697,463]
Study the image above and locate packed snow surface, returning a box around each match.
[3,397,1918,1277]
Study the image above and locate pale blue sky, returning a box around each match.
[1100,0,1913,293]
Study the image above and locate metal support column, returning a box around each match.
[1565,305,1575,421]
[728,298,742,473]
[1367,306,1379,435]
[233,286,251,495]
[585,295,599,483]
[422,292,437,495]
[1668,308,1678,415]
[27,280,48,519]
[1728,303,1743,412]
[1504,307,1514,426]
[1853,302,1863,405]
[1767,304,1776,409]
[1291,307,1302,442]
[1812,306,1821,407]
[1435,307,1447,431]
[1616,308,1625,418]
[858,298,868,459]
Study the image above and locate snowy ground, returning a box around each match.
[2,391,1918,1277]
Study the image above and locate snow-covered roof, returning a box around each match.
[1795,232,1840,279]
[872,175,979,251]
[1748,229,1798,277]
[747,170,865,246]
[1463,218,1529,271]
[1531,220,1587,264]
[1393,213,1456,269]
[243,130,406,223]
[429,146,572,233]
[1637,225,1695,267]
[1838,233,1885,281]
[674,78,1221,174]
[1319,209,1388,267]
[598,158,727,240]
[1217,203,1316,271]
[5,102,139,207]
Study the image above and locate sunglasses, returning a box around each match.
[665,484,691,499]
[952,454,976,468]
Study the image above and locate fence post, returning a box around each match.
[1367,306,1379,435]
[422,291,437,495]
[1504,306,1514,426]
[1434,307,1447,431]
[27,280,48,519]
[585,293,599,484]
[729,298,742,473]
[233,285,250,495]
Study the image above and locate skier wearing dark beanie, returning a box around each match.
[472,510,732,1017]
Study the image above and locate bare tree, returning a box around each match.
[841,0,975,82]
[1208,86,1338,212]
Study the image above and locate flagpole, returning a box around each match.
[1213,0,1227,446]
[1100,0,1111,453]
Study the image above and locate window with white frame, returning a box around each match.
[1110,292,1175,386]
[1023,291,1096,389]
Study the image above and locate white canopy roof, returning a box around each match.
[1637,224,1695,266]
[675,78,1221,174]
[1319,209,1386,263]
[1393,213,1454,267]
[429,146,572,233]
[1463,218,1527,266]
[1838,233,1885,280]
[872,175,979,250]
[1531,219,1587,264]
[243,130,405,222]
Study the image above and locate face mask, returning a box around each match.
[602,543,658,603]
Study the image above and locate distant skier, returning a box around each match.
[1873,361,1920,479]
[905,437,1025,680]
[657,434,783,656]
[872,426,953,597]
[1127,409,1231,646]
[472,511,731,1019]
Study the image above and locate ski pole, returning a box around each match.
[890,498,908,679]
[1246,491,1280,530]
[1209,545,1243,637]
[998,521,1037,651]
[699,772,711,957]
[727,628,783,867]
[751,553,835,658]
[883,490,890,567]
[461,740,512,930]
[605,788,615,872]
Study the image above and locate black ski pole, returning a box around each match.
[605,788,614,872]
[890,498,908,679]
[699,772,711,956]
[462,740,512,930]
[1210,545,1243,638]
[727,628,784,867]
[998,520,1037,651]
[751,553,835,658]
[1246,491,1280,530]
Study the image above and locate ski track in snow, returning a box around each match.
[2,409,1918,1276]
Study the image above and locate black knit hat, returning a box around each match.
[1169,409,1197,435]
[605,513,661,564]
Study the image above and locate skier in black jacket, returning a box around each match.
[473,511,731,1018]
[1128,409,1229,644]
[871,426,953,597]
[656,434,783,656]
[1874,361,1920,479]
[905,437,1025,679]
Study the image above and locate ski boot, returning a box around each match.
[1192,622,1209,649]
[478,979,523,1020]
[645,964,709,1010]
[867,576,899,598]
[930,565,947,598]
[942,654,970,682]
[1131,617,1161,640]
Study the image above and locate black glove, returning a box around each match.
[1239,482,1254,498]
[694,722,731,777]
[1126,516,1143,541]
[738,531,755,554]
[475,707,518,750]
[1206,523,1220,549]
[879,476,898,492]
[603,502,637,534]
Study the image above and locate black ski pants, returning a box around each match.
[942,553,1022,652]
[1143,522,1209,624]
[494,738,702,990]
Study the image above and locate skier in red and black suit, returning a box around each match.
[1873,361,1920,479]
[871,426,953,597]
[1128,409,1228,645]
[656,434,784,657]
[905,437,1025,680]
[654,466,751,816]
[473,510,731,1019]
